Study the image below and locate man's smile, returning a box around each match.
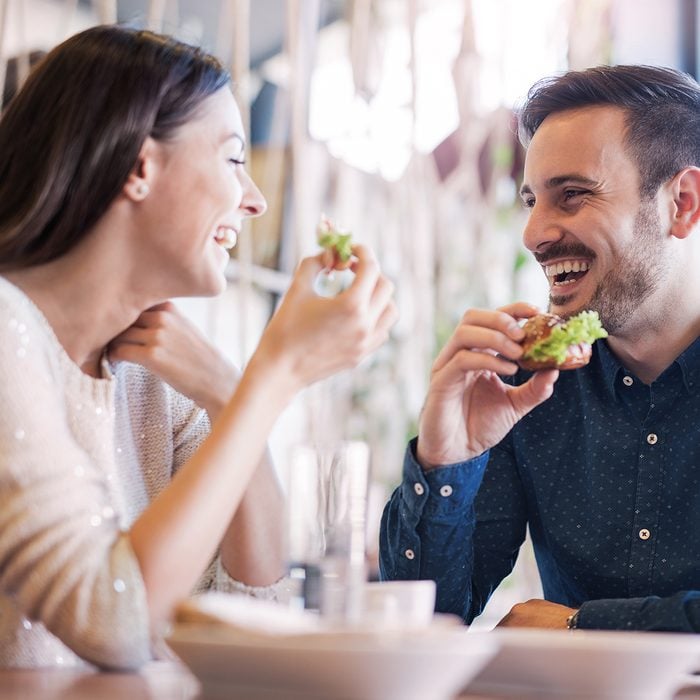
[544,259,591,288]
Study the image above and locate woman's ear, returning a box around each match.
[669,167,700,239]
[123,137,158,202]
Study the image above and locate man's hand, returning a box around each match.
[417,302,560,469]
[496,599,577,629]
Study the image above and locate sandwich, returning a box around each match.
[518,310,608,371]
[317,215,353,270]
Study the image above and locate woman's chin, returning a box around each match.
[175,270,228,299]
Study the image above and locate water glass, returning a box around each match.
[285,440,370,621]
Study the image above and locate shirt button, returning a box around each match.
[439,484,453,497]
[622,376,633,386]
[404,549,415,560]
[646,433,658,445]
[639,528,651,540]
[414,483,425,496]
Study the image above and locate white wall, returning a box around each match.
[611,0,684,67]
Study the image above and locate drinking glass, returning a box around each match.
[285,440,370,622]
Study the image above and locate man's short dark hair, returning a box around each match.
[517,65,700,198]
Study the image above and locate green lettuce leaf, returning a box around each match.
[318,231,353,262]
[523,310,608,364]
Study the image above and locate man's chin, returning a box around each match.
[548,293,581,319]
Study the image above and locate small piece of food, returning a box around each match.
[317,215,353,270]
[518,310,608,371]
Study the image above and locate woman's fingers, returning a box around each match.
[121,301,179,330]
[367,275,396,326]
[339,244,380,301]
[365,300,399,354]
[109,341,152,364]
[110,326,152,346]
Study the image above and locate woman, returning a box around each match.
[0,26,396,670]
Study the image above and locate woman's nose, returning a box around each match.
[241,173,267,218]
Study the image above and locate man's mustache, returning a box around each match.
[533,243,596,265]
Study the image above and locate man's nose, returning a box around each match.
[521,204,562,253]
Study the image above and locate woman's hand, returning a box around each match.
[108,301,238,419]
[252,244,398,394]
[417,302,559,469]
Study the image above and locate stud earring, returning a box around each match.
[135,183,149,198]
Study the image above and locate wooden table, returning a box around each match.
[2,662,700,700]
[0,662,199,699]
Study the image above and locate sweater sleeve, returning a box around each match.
[0,309,151,670]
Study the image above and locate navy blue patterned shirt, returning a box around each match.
[379,336,700,631]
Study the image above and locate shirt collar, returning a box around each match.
[595,339,622,400]
[675,334,700,394]
[597,334,700,396]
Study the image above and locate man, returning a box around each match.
[379,64,700,632]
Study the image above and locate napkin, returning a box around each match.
[174,592,322,636]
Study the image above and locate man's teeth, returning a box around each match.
[214,227,238,249]
[545,260,589,282]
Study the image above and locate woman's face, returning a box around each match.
[137,88,266,298]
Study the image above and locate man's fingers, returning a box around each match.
[433,325,524,374]
[461,307,531,340]
[435,348,519,385]
[494,301,541,321]
[508,369,559,416]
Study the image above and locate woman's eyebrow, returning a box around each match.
[222,132,246,148]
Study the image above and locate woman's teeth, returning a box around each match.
[214,227,238,249]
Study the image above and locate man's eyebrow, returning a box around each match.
[519,175,599,197]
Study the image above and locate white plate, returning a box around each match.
[167,622,497,700]
[463,627,700,699]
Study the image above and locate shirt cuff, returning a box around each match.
[214,557,294,603]
[576,597,660,631]
[577,593,700,632]
[400,438,489,520]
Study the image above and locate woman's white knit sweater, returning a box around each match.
[0,276,275,670]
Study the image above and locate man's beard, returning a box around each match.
[549,200,666,334]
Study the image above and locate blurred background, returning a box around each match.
[1,0,696,626]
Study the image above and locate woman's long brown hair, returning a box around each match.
[0,26,230,269]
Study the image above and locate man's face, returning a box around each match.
[520,106,668,334]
